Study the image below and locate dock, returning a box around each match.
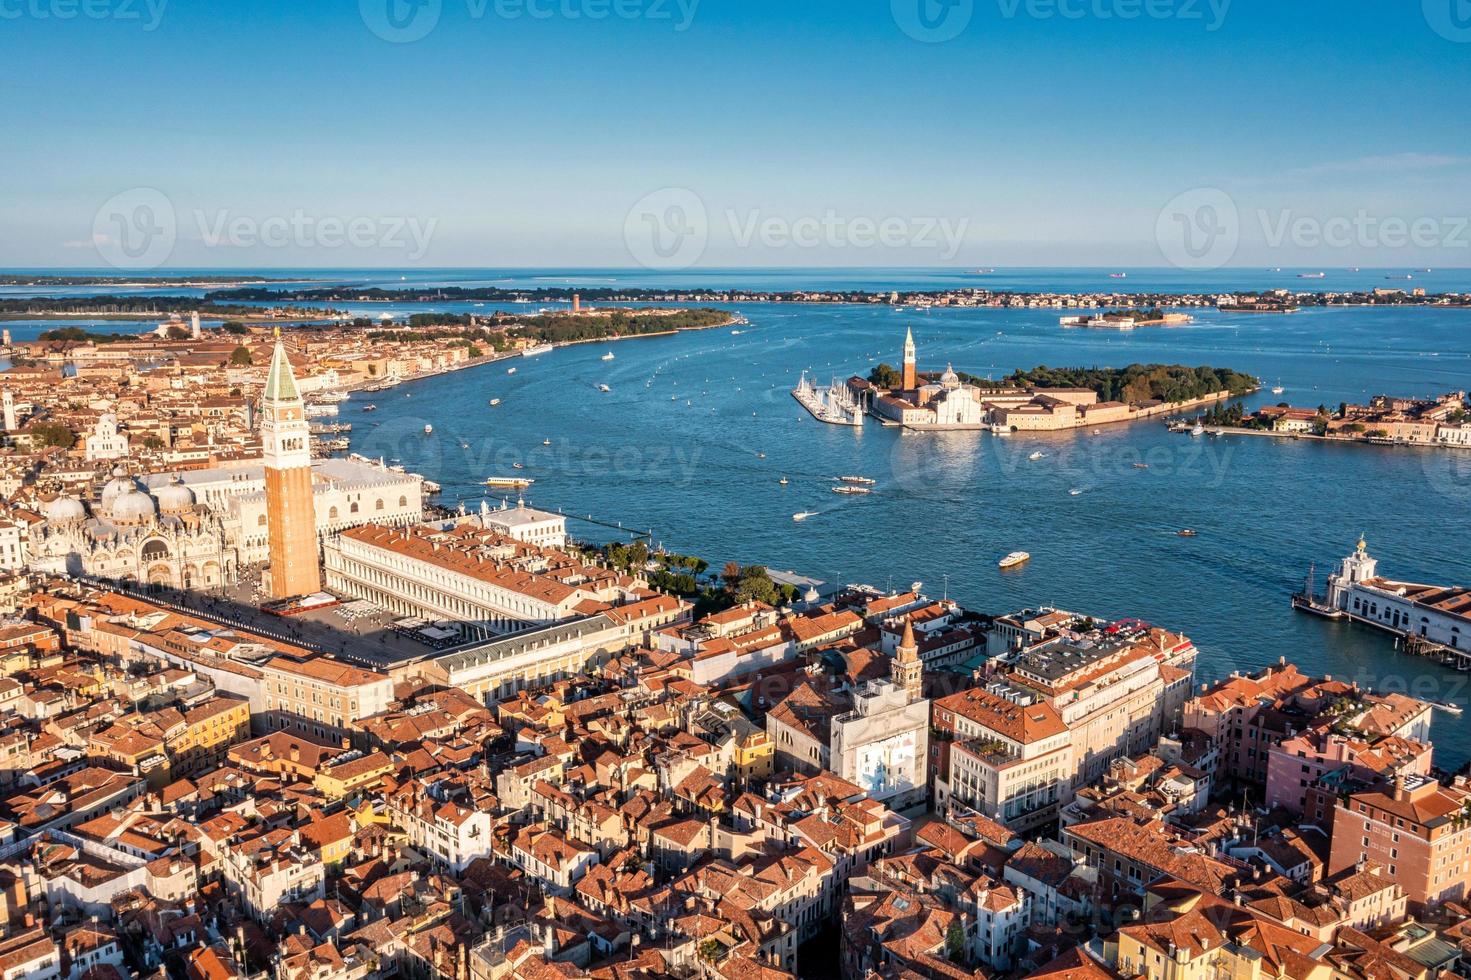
[792,373,864,427]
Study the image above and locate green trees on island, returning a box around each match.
[868,363,903,388]
[870,360,1256,406]
[1004,364,1258,404]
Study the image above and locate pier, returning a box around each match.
[792,372,864,426]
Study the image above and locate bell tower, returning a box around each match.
[892,618,923,703]
[261,331,321,599]
[901,327,918,391]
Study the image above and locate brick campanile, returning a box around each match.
[261,331,322,599]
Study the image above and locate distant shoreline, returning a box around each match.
[334,313,738,394]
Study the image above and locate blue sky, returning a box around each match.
[4,0,1470,269]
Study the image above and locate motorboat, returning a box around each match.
[998,551,1031,570]
[837,475,877,485]
[601,352,615,361]
[423,424,433,435]
[792,511,817,522]
[832,486,872,495]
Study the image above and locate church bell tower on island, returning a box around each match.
[901,327,918,391]
[261,330,322,599]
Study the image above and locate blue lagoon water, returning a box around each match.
[10,268,1471,764]
[333,300,1471,765]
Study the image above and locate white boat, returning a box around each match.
[362,404,377,412]
[512,462,524,470]
[490,398,501,407]
[1069,488,1083,496]
[598,384,611,393]
[1109,272,1127,279]
[731,329,742,335]
[1191,422,1205,437]
[792,511,817,522]
[507,367,517,375]
[1028,451,1045,461]
[1271,386,1285,395]
[998,551,1031,570]
[833,486,871,495]
[838,475,877,485]
[485,476,534,488]
[523,344,554,357]
[601,352,615,361]
[423,424,433,435]
[1298,272,1326,279]
[779,477,789,486]
[542,439,552,446]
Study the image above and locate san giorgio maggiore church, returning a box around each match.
[30,337,424,592]
[858,328,988,429]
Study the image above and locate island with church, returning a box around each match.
[794,327,1259,433]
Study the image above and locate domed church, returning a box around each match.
[31,466,237,590]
